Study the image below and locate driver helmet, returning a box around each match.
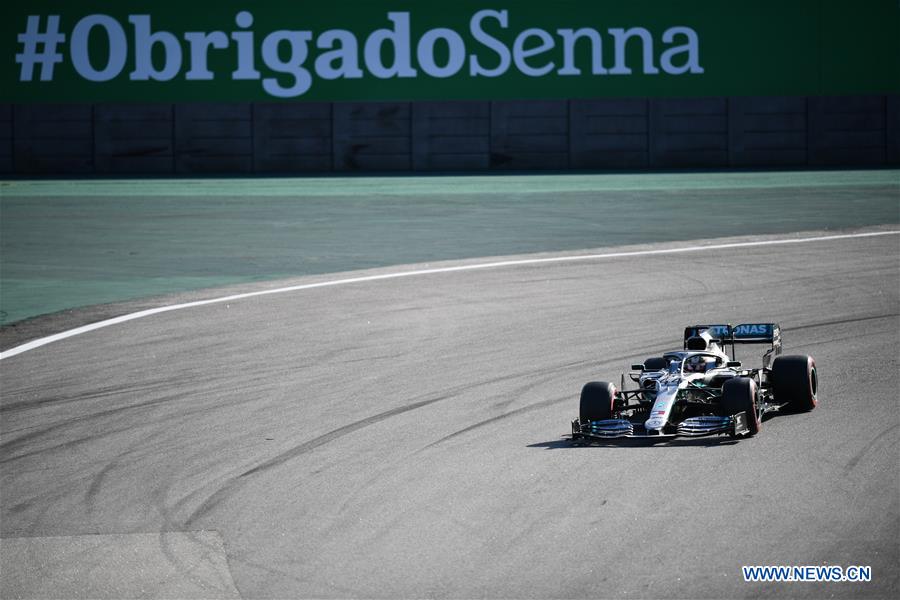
[685,355,714,373]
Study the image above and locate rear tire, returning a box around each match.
[580,382,616,422]
[771,355,817,412]
[722,377,760,436]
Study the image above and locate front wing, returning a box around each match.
[570,412,750,441]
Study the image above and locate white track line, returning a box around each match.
[1,230,897,361]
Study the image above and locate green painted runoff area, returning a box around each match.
[1,170,898,325]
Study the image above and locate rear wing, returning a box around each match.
[684,323,782,367]
[684,323,781,344]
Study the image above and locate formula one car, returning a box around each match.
[570,323,817,442]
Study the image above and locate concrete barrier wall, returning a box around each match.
[95,104,174,174]
[0,104,12,174]
[13,104,93,174]
[412,102,490,171]
[570,99,649,169]
[333,103,412,171]
[808,96,887,166]
[175,104,253,174]
[254,103,332,173]
[4,95,898,175]
[650,98,728,168]
[728,97,807,167]
[491,100,569,170]
[888,96,900,166]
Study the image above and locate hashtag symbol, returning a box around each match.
[16,15,66,82]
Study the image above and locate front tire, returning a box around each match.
[722,377,760,436]
[771,355,817,412]
[580,381,616,422]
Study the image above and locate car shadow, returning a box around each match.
[531,407,809,449]
[529,436,740,449]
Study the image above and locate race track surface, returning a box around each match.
[1,230,898,599]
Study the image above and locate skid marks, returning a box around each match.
[786,312,900,334]
[181,394,448,528]
[783,313,900,353]
[423,338,689,449]
[176,353,624,529]
[427,395,570,449]
[0,388,255,466]
[843,423,900,477]
[0,487,71,537]
[0,379,176,415]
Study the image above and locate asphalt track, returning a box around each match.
[1,228,899,599]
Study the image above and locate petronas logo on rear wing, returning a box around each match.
[684,323,781,344]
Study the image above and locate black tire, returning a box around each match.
[643,357,668,371]
[722,377,760,436]
[771,355,817,412]
[580,381,616,422]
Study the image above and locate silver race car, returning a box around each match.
[570,323,817,442]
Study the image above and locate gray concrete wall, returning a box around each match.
[490,100,569,169]
[888,95,900,166]
[95,104,173,174]
[13,104,93,174]
[175,104,253,174]
[4,95,898,175]
[333,103,411,171]
[728,96,807,167]
[0,104,12,174]
[412,101,490,171]
[650,98,728,168]
[570,99,649,169]
[253,103,332,173]
[808,96,887,166]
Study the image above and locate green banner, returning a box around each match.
[3,0,898,102]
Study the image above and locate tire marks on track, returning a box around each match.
[786,312,899,333]
[425,395,570,450]
[179,347,665,528]
[843,424,899,477]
